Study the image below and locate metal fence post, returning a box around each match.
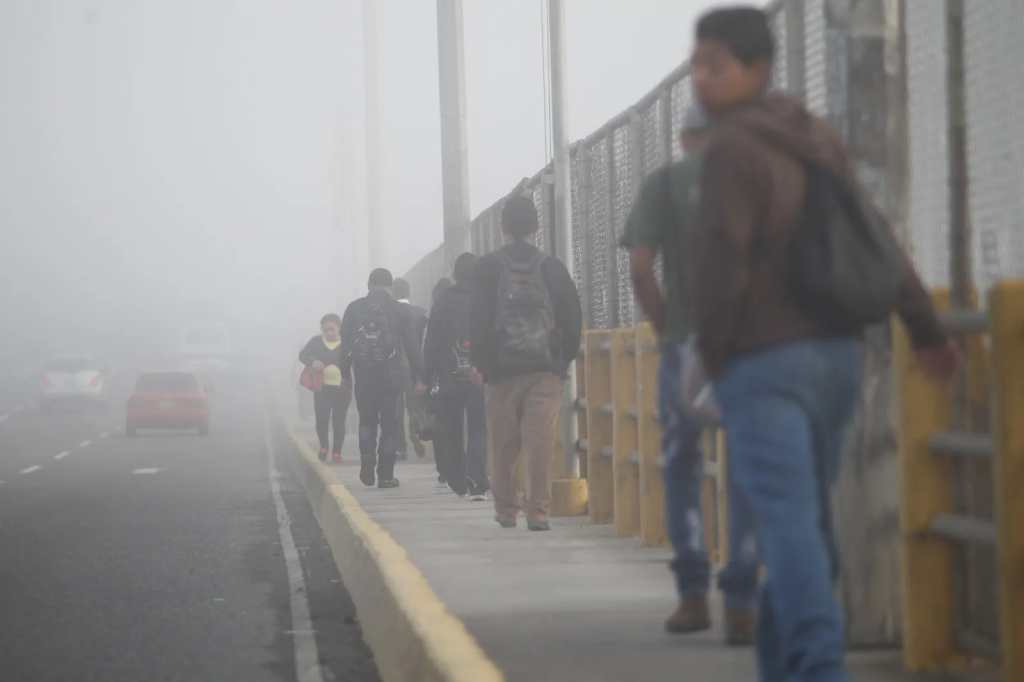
[990,280,1024,682]
[896,292,957,671]
[604,137,620,329]
[611,328,640,536]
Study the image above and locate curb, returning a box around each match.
[284,424,505,682]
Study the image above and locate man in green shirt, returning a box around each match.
[621,105,758,644]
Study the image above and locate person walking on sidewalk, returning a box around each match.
[393,277,429,461]
[299,313,353,464]
[689,7,959,681]
[427,276,454,489]
[341,268,423,489]
[422,252,489,500]
[622,104,758,644]
[470,195,582,531]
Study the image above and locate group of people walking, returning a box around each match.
[299,192,582,531]
[299,6,961,681]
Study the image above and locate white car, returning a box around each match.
[40,357,108,409]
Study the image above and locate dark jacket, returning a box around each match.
[692,93,947,376]
[397,300,429,351]
[340,289,423,387]
[423,281,473,387]
[470,240,583,384]
[298,335,352,383]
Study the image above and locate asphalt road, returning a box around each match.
[0,375,379,682]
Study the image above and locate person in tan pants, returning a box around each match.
[469,194,583,531]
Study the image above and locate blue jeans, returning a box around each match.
[714,338,863,682]
[659,343,758,609]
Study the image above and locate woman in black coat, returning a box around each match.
[299,313,352,463]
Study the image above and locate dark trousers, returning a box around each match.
[313,384,352,453]
[397,387,426,458]
[355,380,401,480]
[436,381,488,496]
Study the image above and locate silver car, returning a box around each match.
[40,356,109,409]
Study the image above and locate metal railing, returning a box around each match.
[896,282,1024,682]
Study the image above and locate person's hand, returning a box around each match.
[415,382,429,396]
[916,340,962,383]
[311,361,325,371]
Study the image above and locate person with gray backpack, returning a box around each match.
[340,268,423,489]
[469,194,582,531]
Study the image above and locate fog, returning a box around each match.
[0,0,713,377]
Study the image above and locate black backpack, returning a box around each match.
[787,163,906,333]
[494,249,556,375]
[350,300,398,371]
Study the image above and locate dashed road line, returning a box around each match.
[99,431,111,439]
[20,466,41,475]
[79,440,92,448]
[131,468,162,475]
[54,451,71,461]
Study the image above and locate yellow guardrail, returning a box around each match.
[896,280,1023,682]
[577,324,728,560]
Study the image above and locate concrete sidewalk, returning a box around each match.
[289,417,975,682]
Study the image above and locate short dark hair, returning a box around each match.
[368,267,393,289]
[501,195,539,238]
[696,6,774,66]
[452,252,478,284]
[392,278,411,300]
[320,313,342,328]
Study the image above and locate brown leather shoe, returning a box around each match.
[665,595,711,634]
[724,607,757,646]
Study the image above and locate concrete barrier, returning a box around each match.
[285,425,505,682]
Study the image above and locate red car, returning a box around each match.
[126,372,210,437]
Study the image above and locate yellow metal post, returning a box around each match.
[611,329,640,537]
[896,293,957,671]
[990,281,1024,682]
[585,331,614,524]
[636,324,667,546]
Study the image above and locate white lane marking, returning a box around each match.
[131,468,162,475]
[54,451,71,461]
[79,440,92,448]
[99,432,111,439]
[264,417,324,682]
[20,466,41,475]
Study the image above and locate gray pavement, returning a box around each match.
[0,378,379,682]
[293,417,982,682]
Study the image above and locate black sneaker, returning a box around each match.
[360,467,375,487]
[527,519,551,532]
[378,478,400,489]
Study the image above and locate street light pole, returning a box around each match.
[436,0,471,270]
[547,0,579,479]
[363,0,384,272]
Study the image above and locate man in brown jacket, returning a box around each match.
[689,7,959,682]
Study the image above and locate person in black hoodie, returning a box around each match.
[392,277,429,460]
[340,268,423,489]
[470,195,582,531]
[298,313,352,463]
[422,253,488,499]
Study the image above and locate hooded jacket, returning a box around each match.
[692,94,946,376]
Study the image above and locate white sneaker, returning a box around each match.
[468,492,488,502]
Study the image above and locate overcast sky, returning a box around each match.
[0,0,717,366]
